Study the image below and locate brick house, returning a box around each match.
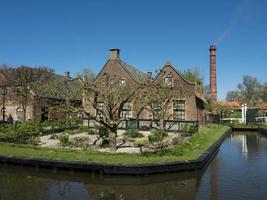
[83,49,206,128]
[0,70,80,122]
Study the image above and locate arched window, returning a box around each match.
[1,107,6,112]
[119,78,126,86]
[16,107,24,112]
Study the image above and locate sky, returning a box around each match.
[0,0,267,100]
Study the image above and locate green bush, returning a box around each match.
[98,126,109,138]
[63,129,79,135]
[78,126,96,135]
[49,134,59,139]
[0,122,42,144]
[134,138,149,154]
[123,129,143,138]
[180,124,197,136]
[41,118,82,132]
[87,129,96,135]
[148,129,167,143]
[59,133,69,146]
[70,137,90,149]
[134,138,149,147]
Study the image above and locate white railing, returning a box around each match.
[255,117,267,125]
[220,118,242,124]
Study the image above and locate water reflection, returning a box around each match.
[0,164,203,200]
[1,132,267,200]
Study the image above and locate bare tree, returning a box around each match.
[13,66,54,121]
[226,90,241,102]
[237,75,261,105]
[0,65,18,121]
[82,75,148,150]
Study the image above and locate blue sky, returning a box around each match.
[0,0,267,100]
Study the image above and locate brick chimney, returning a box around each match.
[147,72,152,79]
[209,44,217,105]
[64,71,70,78]
[109,48,120,60]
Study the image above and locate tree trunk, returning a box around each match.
[23,104,27,121]
[160,118,165,130]
[109,131,117,151]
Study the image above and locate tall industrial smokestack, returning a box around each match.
[209,44,217,105]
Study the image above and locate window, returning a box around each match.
[153,102,162,120]
[164,76,173,87]
[16,107,24,121]
[121,102,132,119]
[101,74,109,85]
[173,100,185,120]
[96,102,104,119]
[16,107,24,112]
[119,78,126,86]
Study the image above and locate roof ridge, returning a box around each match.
[118,60,146,83]
[119,60,144,73]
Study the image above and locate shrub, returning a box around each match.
[87,129,96,135]
[59,133,69,146]
[70,136,90,149]
[0,122,41,144]
[134,138,149,146]
[134,138,149,154]
[98,126,109,138]
[180,124,197,136]
[63,129,79,135]
[100,139,110,148]
[79,126,96,135]
[148,129,167,143]
[123,129,143,138]
[148,129,168,150]
[49,134,59,139]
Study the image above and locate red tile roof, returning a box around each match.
[257,102,267,110]
[219,101,243,108]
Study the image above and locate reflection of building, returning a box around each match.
[230,132,264,159]
[85,173,202,200]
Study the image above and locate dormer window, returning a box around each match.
[164,76,173,88]
[119,78,126,86]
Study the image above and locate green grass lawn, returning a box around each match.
[0,124,229,164]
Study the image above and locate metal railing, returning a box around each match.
[83,118,198,132]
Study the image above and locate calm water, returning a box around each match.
[1,131,267,200]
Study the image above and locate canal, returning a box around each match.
[0,131,267,200]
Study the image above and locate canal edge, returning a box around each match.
[0,128,232,175]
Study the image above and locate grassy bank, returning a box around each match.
[0,124,229,164]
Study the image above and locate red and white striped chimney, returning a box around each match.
[209,44,217,104]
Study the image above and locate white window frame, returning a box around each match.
[16,107,24,112]
[173,100,185,120]
[119,78,126,86]
[164,76,173,88]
